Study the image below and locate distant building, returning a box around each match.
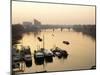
[23,21,33,29]
[34,19,41,25]
[23,22,32,25]
[22,19,41,30]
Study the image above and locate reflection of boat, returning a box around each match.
[37,37,42,42]
[12,62,20,69]
[34,50,45,65]
[51,47,68,59]
[12,61,25,73]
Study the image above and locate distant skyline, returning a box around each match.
[12,1,95,25]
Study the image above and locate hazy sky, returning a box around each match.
[12,1,95,25]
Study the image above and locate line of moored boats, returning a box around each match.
[12,45,69,71]
[12,46,32,70]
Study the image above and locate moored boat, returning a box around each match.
[12,47,21,62]
[24,54,32,67]
[34,50,45,65]
[40,48,53,62]
[63,41,70,45]
[23,46,32,67]
[51,47,68,59]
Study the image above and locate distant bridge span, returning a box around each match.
[36,25,73,29]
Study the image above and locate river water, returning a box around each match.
[17,29,95,73]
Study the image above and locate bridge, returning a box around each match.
[24,24,74,32]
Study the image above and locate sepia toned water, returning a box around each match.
[17,29,95,73]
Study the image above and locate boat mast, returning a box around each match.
[43,35,45,49]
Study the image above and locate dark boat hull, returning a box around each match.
[45,56,53,63]
[34,57,44,65]
[25,60,32,67]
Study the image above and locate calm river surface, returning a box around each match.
[17,29,95,73]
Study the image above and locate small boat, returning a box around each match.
[54,51,62,58]
[51,47,68,59]
[61,50,68,58]
[12,47,21,62]
[41,48,54,57]
[63,41,70,45]
[40,48,53,62]
[51,47,62,58]
[34,50,45,65]
[13,54,21,62]
[37,37,42,42]
[23,46,32,67]
[24,54,32,67]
